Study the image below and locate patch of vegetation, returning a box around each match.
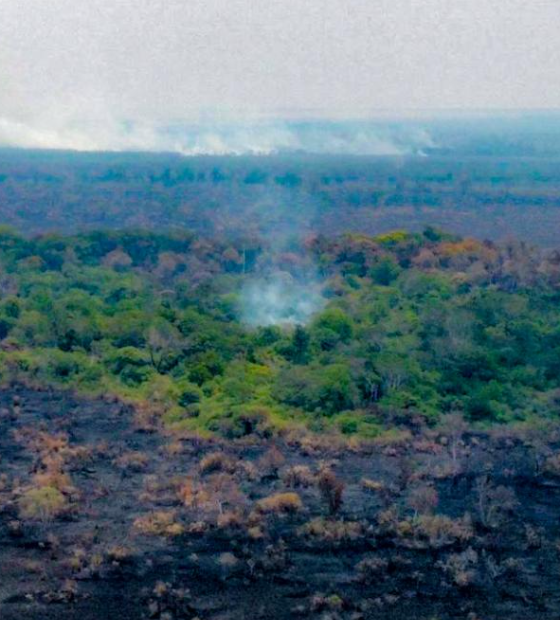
[0,227,558,438]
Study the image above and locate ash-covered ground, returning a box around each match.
[1,386,560,619]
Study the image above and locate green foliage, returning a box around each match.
[19,486,67,522]
[275,363,356,416]
[311,308,353,350]
[371,257,401,285]
[0,227,559,437]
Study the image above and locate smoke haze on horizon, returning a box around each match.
[0,116,440,155]
[0,0,559,152]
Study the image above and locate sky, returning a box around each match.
[0,0,559,150]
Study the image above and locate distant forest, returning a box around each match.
[2,138,560,246]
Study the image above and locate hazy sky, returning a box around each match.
[0,0,559,147]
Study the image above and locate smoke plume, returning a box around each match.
[241,272,325,327]
[0,116,436,156]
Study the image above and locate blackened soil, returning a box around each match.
[1,386,560,620]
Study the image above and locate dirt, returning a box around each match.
[1,385,560,619]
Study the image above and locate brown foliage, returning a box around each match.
[133,511,184,537]
[199,451,236,475]
[255,492,303,515]
[282,465,315,488]
[113,451,149,472]
[317,469,344,516]
[300,517,363,542]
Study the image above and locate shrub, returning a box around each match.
[543,453,560,476]
[438,547,479,587]
[19,486,67,522]
[255,492,303,515]
[216,509,245,530]
[32,466,76,496]
[178,478,212,511]
[133,511,184,537]
[177,384,201,408]
[199,451,235,475]
[474,477,518,529]
[310,593,345,613]
[414,514,474,548]
[113,451,149,472]
[317,470,344,516]
[406,484,439,517]
[274,363,357,416]
[106,346,152,385]
[300,517,363,542]
[355,555,389,583]
[361,478,385,493]
[283,465,315,488]
[258,445,285,476]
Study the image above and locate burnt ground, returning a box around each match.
[1,386,560,619]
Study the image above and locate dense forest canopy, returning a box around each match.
[0,226,559,439]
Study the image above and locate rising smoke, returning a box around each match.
[241,272,325,327]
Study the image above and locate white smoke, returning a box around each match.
[241,273,325,327]
[0,115,436,156]
[0,117,177,153]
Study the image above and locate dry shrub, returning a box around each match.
[412,438,443,454]
[355,555,389,583]
[300,517,363,542]
[372,429,413,451]
[317,470,344,516]
[293,433,346,457]
[218,551,239,570]
[361,478,385,493]
[283,465,315,488]
[377,506,400,532]
[248,525,264,540]
[255,492,303,515]
[186,520,208,535]
[199,451,236,475]
[524,524,542,549]
[28,447,80,502]
[217,509,245,530]
[106,545,134,564]
[474,477,518,528]
[21,559,44,575]
[238,460,259,481]
[19,486,67,522]
[133,510,184,537]
[406,484,439,517]
[31,431,69,455]
[178,478,212,511]
[179,473,246,519]
[543,453,560,476]
[0,473,10,492]
[163,440,184,457]
[14,428,92,465]
[146,580,193,620]
[32,467,77,496]
[133,402,160,432]
[113,451,149,472]
[310,594,345,612]
[413,514,474,548]
[438,547,479,587]
[43,579,79,604]
[258,541,289,572]
[258,445,285,476]
[147,473,183,497]
[65,547,104,576]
